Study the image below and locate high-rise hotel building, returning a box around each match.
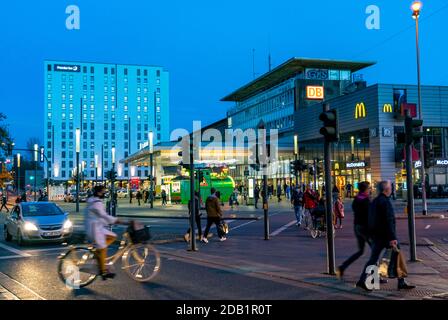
[44,60,169,182]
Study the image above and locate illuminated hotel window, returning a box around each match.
[69,103,73,110]
[83,104,87,110]
[69,113,73,120]
[104,95,108,101]
[137,106,141,112]
[47,103,52,110]
[62,113,66,120]
[111,86,115,93]
[83,113,87,120]
[124,115,128,120]
[124,105,128,112]
[104,105,108,111]
[90,105,94,111]
[62,103,66,110]
[104,86,108,92]
[137,87,141,93]
[62,94,66,100]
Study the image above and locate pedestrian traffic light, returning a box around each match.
[319,109,339,142]
[404,115,423,145]
[290,161,296,175]
[6,143,13,156]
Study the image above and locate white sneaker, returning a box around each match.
[201,237,209,243]
[219,237,227,242]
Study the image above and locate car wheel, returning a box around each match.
[4,226,12,242]
[17,230,26,246]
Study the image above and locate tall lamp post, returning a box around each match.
[111,147,116,216]
[33,144,38,201]
[293,134,299,187]
[94,154,99,186]
[411,0,428,215]
[16,153,21,196]
[148,131,154,209]
[75,128,80,212]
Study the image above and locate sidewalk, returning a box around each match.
[159,203,448,300]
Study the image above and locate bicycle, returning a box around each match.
[57,224,161,289]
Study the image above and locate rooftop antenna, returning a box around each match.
[268,52,272,72]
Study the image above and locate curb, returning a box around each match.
[396,214,445,220]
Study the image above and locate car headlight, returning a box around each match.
[63,219,73,230]
[24,222,38,232]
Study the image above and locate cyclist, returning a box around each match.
[303,184,319,229]
[85,185,126,280]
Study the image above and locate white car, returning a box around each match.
[117,189,128,198]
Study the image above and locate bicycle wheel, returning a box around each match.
[58,247,99,289]
[122,243,161,282]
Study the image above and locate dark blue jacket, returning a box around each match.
[368,193,396,242]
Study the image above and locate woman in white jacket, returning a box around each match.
[84,185,124,279]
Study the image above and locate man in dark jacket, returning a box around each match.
[356,180,415,291]
[202,188,225,243]
[337,181,371,278]
[184,191,202,242]
[254,185,260,209]
[291,187,304,227]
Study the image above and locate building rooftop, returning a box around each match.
[221,57,375,102]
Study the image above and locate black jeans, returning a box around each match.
[254,197,259,208]
[339,225,371,272]
[186,214,202,238]
[358,239,389,284]
[0,204,9,212]
[203,217,224,238]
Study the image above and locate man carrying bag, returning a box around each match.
[356,180,415,291]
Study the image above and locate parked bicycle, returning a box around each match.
[58,222,160,289]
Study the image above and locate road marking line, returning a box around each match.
[0,255,26,260]
[230,212,281,231]
[0,243,32,257]
[425,225,431,229]
[270,220,297,236]
[0,271,46,300]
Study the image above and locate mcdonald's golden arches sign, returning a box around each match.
[383,103,393,113]
[354,102,366,119]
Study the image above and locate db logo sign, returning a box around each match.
[306,86,324,100]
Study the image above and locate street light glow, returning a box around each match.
[293,134,298,155]
[111,147,116,164]
[33,143,38,162]
[411,1,422,14]
[148,131,154,154]
[75,128,81,153]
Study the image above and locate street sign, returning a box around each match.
[306,85,324,100]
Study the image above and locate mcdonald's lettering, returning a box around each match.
[355,102,366,119]
[383,103,393,113]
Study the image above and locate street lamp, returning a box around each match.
[411,0,428,215]
[94,154,98,186]
[111,147,116,216]
[148,131,154,209]
[33,144,38,201]
[75,128,80,212]
[16,153,21,196]
[293,134,299,188]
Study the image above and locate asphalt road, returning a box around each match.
[0,199,447,300]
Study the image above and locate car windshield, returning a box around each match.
[21,203,63,217]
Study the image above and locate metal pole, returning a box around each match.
[294,154,299,187]
[313,158,318,191]
[150,153,154,208]
[34,160,37,201]
[323,103,336,275]
[101,144,104,185]
[76,151,80,212]
[111,163,116,216]
[415,14,427,215]
[188,137,197,251]
[263,173,269,240]
[405,111,418,261]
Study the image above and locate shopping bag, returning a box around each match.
[218,221,230,235]
[378,247,400,278]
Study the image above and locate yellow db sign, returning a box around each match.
[383,104,393,113]
[306,86,324,100]
[355,102,366,119]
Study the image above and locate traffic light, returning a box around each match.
[290,161,296,175]
[404,115,423,146]
[319,109,339,142]
[6,143,13,156]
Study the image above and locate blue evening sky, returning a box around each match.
[0,0,447,147]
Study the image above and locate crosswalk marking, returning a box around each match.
[0,243,32,257]
[270,220,297,237]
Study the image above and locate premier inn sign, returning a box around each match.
[54,64,81,72]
